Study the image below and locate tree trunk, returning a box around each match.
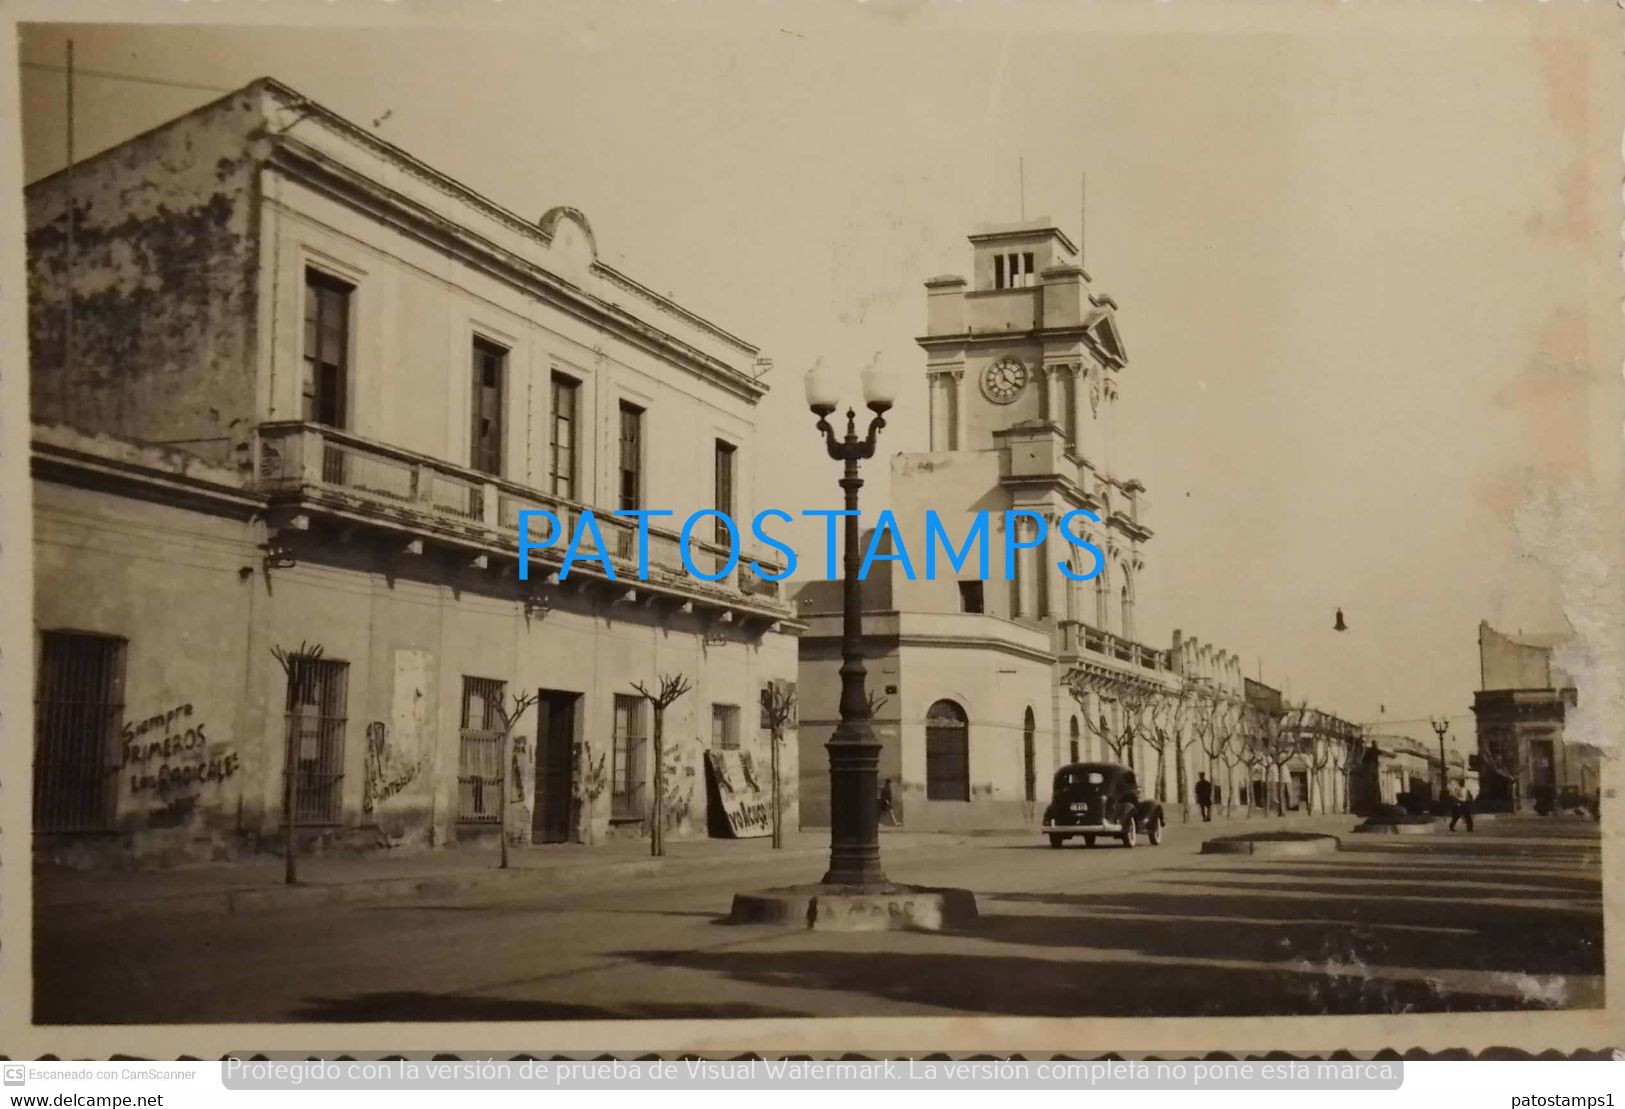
[1175,744,1189,823]
[770,725,783,849]
[283,713,298,885]
[651,708,665,858]
[498,727,511,869]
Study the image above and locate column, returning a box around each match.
[1070,364,1089,459]
[927,373,944,451]
[1044,364,1066,429]
[948,369,964,450]
[929,369,942,445]
[1042,512,1065,621]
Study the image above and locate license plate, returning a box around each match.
[1070,802,1090,812]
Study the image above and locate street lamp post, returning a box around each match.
[724,360,978,931]
[1430,716,1450,800]
[805,359,893,887]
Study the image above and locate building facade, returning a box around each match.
[795,220,1253,830]
[28,79,800,866]
[1472,620,1594,812]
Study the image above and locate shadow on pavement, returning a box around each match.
[289,993,795,1022]
[612,948,1529,1017]
[1163,865,1599,896]
[978,888,1600,979]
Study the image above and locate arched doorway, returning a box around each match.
[925,700,970,801]
[1022,707,1037,802]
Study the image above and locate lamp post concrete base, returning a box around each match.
[726,883,979,933]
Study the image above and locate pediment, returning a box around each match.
[1084,305,1127,367]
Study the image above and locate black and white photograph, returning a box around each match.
[3,0,1620,1060]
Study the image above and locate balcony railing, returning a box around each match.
[255,421,785,603]
[1058,619,1169,673]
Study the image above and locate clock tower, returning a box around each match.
[912,216,1150,644]
[918,217,1129,466]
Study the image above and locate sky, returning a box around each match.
[14,2,1619,748]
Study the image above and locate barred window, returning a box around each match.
[925,699,970,801]
[711,704,740,751]
[283,655,348,825]
[34,631,125,833]
[612,694,647,820]
[457,676,506,824]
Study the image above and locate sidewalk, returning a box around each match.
[35,828,976,921]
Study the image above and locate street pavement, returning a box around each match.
[34,814,1601,1023]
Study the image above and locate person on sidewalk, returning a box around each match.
[878,778,901,827]
[1450,790,1475,832]
[1195,773,1214,822]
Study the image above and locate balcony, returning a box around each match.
[253,421,789,614]
[1058,619,1170,675]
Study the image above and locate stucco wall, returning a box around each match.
[26,88,265,461]
[258,151,762,532]
[1479,621,1563,690]
[33,470,799,865]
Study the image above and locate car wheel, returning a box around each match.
[1147,815,1164,846]
[1120,817,1137,848]
[1083,835,1096,848]
[1048,834,1065,849]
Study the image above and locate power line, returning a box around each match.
[19,61,234,95]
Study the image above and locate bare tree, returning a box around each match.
[1212,698,1247,816]
[760,682,798,850]
[1071,679,1158,772]
[1329,725,1363,813]
[269,641,324,886]
[492,690,540,869]
[632,673,693,857]
[1189,684,1226,822]
[1145,685,1193,806]
[1252,700,1311,815]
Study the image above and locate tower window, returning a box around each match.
[958,580,985,614]
[995,251,1036,290]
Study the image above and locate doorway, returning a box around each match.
[533,690,579,844]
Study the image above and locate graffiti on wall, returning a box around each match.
[362,720,429,814]
[122,702,240,797]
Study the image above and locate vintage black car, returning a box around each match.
[1041,761,1165,848]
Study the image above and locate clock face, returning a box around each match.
[981,356,1029,404]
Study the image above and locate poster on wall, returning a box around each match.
[703,749,771,839]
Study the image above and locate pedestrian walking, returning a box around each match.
[1195,773,1214,822]
[878,778,901,827]
[1449,789,1475,832]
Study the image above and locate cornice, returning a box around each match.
[266,140,768,404]
[255,79,758,360]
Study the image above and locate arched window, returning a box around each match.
[1119,562,1136,641]
[1022,707,1037,802]
[1069,715,1081,764]
[925,700,970,801]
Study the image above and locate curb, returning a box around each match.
[1200,834,1341,857]
[42,836,965,922]
[726,884,980,932]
